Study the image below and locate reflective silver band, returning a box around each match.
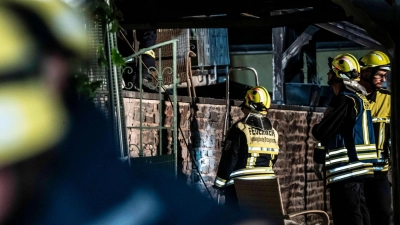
[327,156,386,166]
[326,167,374,185]
[226,174,276,186]
[372,118,390,123]
[373,164,389,172]
[354,145,378,151]
[362,110,370,145]
[326,148,348,157]
[214,177,227,188]
[378,125,385,150]
[230,167,274,178]
[248,150,279,154]
[373,166,385,171]
[325,145,377,165]
[327,145,376,156]
[248,147,279,152]
[326,162,373,174]
[325,156,349,166]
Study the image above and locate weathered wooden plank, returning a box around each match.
[209,29,216,66]
[192,28,230,68]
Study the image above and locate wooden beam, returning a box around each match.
[272,11,285,104]
[120,9,349,29]
[117,0,321,19]
[315,22,386,52]
[305,39,317,84]
[331,0,394,48]
[282,25,319,69]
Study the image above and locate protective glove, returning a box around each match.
[313,163,324,181]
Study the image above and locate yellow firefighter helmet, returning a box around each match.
[359,51,391,71]
[242,86,271,115]
[329,53,361,81]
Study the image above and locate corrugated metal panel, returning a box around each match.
[191,28,230,67]
[84,18,128,157]
[85,20,110,117]
[156,29,189,85]
[107,28,129,158]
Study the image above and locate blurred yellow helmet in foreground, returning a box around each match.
[0,0,89,74]
[0,0,89,167]
[0,81,68,166]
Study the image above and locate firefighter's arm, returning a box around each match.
[312,95,350,142]
[213,127,242,189]
[313,163,324,180]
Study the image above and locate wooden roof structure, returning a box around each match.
[115,0,395,48]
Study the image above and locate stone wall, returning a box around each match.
[124,98,162,157]
[268,109,329,222]
[123,91,330,223]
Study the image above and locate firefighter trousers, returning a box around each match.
[330,181,371,225]
[364,174,392,225]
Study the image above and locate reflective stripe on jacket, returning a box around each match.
[368,88,391,173]
[312,90,378,187]
[324,91,377,186]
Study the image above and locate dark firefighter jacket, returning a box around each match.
[312,90,378,187]
[367,88,391,174]
[214,112,279,188]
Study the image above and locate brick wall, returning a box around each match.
[123,91,329,223]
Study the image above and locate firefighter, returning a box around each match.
[213,86,280,209]
[358,51,392,225]
[312,53,378,225]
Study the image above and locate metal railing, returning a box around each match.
[123,39,179,176]
[223,67,259,139]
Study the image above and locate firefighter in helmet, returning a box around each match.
[213,86,280,208]
[312,53,378,225]
[359,51,392,225]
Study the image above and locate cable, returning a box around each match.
[163,93,216,201]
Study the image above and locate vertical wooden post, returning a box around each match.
[305,39,317,84]
[272,11,285,104]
